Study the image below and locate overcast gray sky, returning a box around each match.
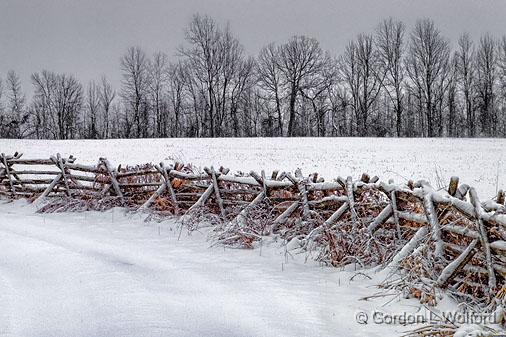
[1,0,505,96]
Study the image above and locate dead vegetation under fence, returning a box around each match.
[1,151,506,329]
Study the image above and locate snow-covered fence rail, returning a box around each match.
[1,152,505,307]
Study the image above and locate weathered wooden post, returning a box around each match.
[497,189,505,205]
[99,158,123,198]
[448,176,459,196]
[1,153,15,196]
[205,166,226,217]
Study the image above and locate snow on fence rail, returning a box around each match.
[1,152,506,309]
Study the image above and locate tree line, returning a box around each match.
[1,15,506,139]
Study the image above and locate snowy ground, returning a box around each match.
[0,200,449,337]
[1,137,505,199]
[0,137,504,336]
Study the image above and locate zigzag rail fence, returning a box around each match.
[1,151,506,313]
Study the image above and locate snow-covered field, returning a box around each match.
[1,137,504,199]
[0,200,446,337]
[0,137,504,336]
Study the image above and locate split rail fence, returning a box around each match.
[1,152,505,307]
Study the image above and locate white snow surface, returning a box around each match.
[1,137,504,199]
[0,200,456,337]
[0,137,504,336]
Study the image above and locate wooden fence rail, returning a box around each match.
[1,152,505,306]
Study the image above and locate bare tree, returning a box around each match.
[121,46,149,138]
[456,33,477,136]
[86,81,100,139]
[257,43,284,136]
[167,61,186,137]
[219,27,249,136]
[180,14,223,137]
[447,55,459,136]
[340,34,385,136]
[179,15,254,137]
[181,60,206,137]
[328,85,351,136]
[476,33,497,136]
[278,36,330,136]
[299,56,336,136]
[0,77,5,137]
[376,18,405,136]
[230,33,256,137]
[406,19,450,137]
[31,71,83,139]
[499,36,506,135]
[148,52,169,137]
[98,76,115,139]
[3,71,27,138]
[500,36,506,90]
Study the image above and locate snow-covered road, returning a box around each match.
[0,201,429,337]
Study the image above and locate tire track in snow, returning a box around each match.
[0,218,310,336]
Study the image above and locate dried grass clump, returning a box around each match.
[180,206,223,232]
[210,199,276,248]
[292,188,397,268]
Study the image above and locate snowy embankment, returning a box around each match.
[0,200,440,337]
[1,137,504,199]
